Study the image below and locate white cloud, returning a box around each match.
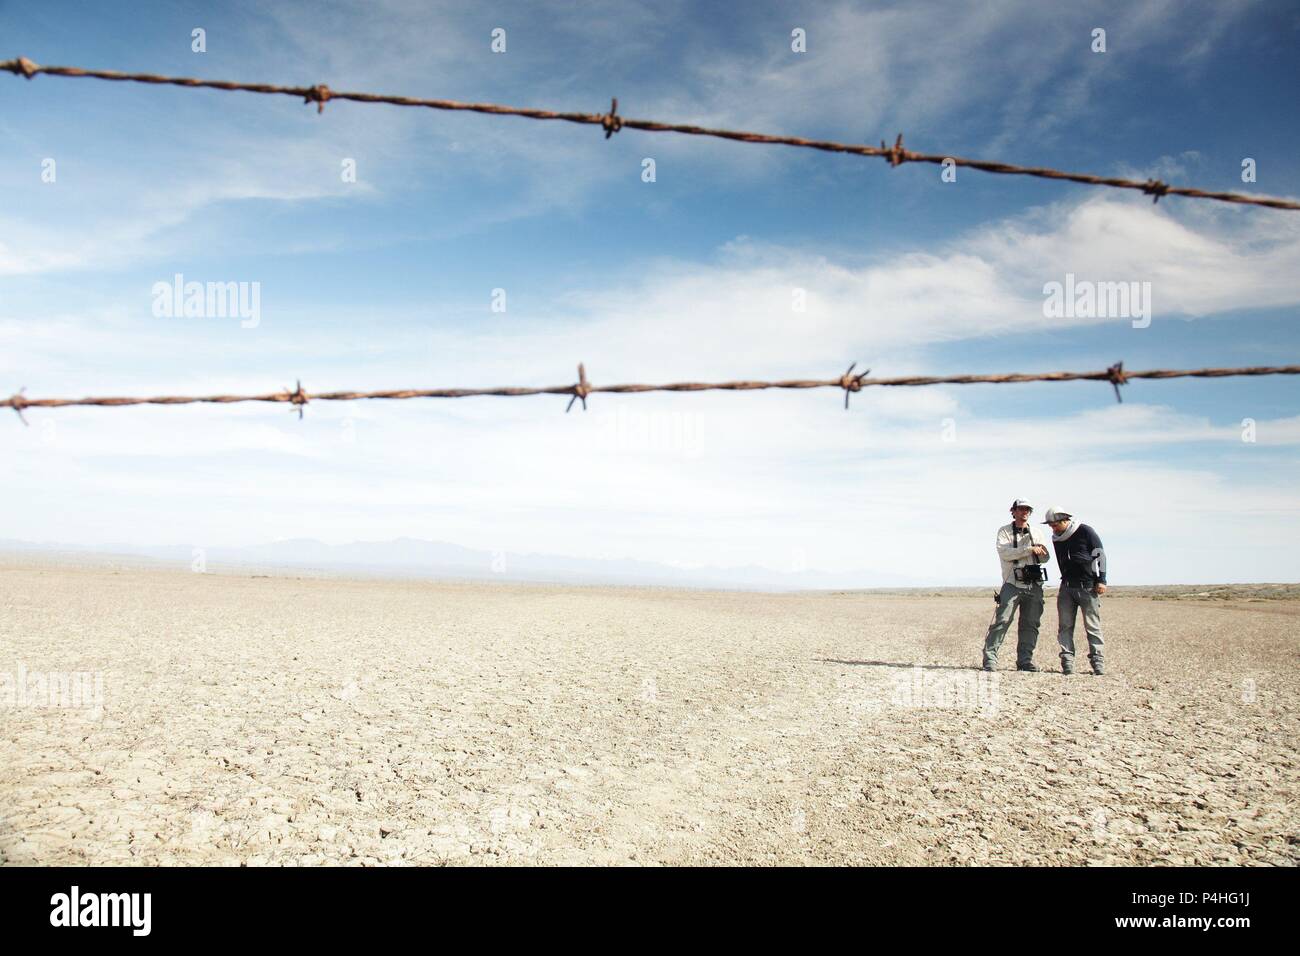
[433,195,1300,382]
[638,0,1259,152]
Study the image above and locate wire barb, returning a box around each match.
[1142,179,1170,204]
[839,363,871,409]
[3,57,1297,210]
[883,133,907,168]
[287,379,309,419]
[1106,362,1128,403]
[566,363,591,412]
[8,387,29,425]
[303,84,332,113]
[4,56,40,78]
[601,98,622,139]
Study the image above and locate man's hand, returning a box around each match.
[1094,583,1108,596]
[1032,545,1048,558]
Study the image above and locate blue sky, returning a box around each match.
[2,0,1298,585]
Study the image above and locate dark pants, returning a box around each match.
[1058,584,1104,669]
[982,581,1044,669]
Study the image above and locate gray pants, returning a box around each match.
[1057,585,1104,667]
[982,581,1044,669]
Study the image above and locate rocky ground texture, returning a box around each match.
[2,564,1295,865]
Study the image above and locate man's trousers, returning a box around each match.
[982,581,1044,669]
[1057,584,1104,670]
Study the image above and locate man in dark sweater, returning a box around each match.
[1042,506,1107,675]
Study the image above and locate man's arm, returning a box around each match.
[1033,529,1051,564]
[1081,525,1107,586]
[996,526,1034,561]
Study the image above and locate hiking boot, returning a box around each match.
[1016,663,1039,672]
[1091,661,1105,676]
[1061,660,1075,675]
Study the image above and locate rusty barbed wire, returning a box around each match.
[3,57,1297,211]
[5,363,1299,424]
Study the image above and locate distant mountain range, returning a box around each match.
[0,536,978,591]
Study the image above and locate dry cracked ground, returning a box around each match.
[1,561,1296,866]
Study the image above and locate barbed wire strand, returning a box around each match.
[5,363,1299,424]
[3,58,1297,211]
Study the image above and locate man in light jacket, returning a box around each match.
[981,498,1052,672]
[1043,506,1107,675]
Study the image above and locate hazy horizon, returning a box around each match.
[4,533,1296,591]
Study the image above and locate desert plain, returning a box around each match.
[1,559,1296,866]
